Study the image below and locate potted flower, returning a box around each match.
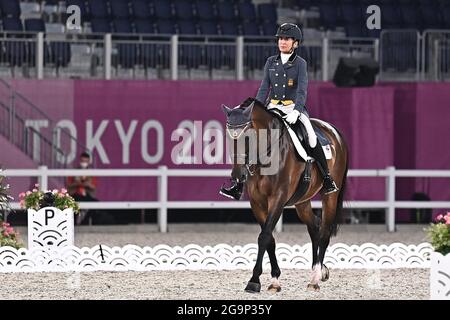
[427,212,450,300]
[20,185,80,248]
[0,169,23,249]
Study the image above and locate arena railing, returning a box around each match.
[4,166,450,233]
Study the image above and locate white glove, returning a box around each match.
[284,110,300,124]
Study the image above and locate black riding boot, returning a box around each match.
[310,143,339,195]
[219,180,244,200]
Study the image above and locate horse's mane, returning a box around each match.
[239,97,287,135]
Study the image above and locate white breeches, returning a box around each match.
[268,103,317,148]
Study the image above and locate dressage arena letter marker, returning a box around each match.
[27,207,74,249]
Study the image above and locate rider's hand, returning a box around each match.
[284,110,300,124]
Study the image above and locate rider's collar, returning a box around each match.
[276,51,297,64]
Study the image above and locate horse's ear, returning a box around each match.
[221,104,232,117]
[242,100,255,119]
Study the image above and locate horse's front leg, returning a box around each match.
[245,202,283,293]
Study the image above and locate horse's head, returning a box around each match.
[222,99,256,182]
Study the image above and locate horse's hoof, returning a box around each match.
[321,265,330,282]
[245,282,261,293]
[267,284,281,293]
[306,283,320,292]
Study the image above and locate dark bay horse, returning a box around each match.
[222,98,348,293]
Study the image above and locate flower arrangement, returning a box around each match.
[0,169,13,211]
[19,184,80,214]
[426,212,450,255]
[0,221,23,249]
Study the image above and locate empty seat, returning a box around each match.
[0,0,21,18]
[135,19,155,33]
[238,2,256,21]
[195,0,215,20]
[153,0,173,20]
[113,19,133,33]
[178,20,197,35]
[340,4,363,24]
[319,4,340,29]
[261,21,277,36]
[219,21,238,35]
[345,24,367,37]
[156,19,176,34]
[419,5,442,29]
[258,3,277,22]
[217,2,236,21]
[2,17,23,31]
[131,0,152,19]
[91,18,111,33]
[198,20,218,35]
[110,0,131,19]
[174,0,194,20]
[89,0,109,19]
[50,42,71,67]
[241,21,260,36]
[24,18,46,32]
[400,5,418,28]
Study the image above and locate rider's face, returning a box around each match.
[278,37,296,53]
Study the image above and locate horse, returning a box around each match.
[221,97,349,293]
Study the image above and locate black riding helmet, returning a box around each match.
[275,23,303,43]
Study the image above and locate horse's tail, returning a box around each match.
[330,126,349,237]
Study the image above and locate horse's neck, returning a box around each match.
[252,104,277,130]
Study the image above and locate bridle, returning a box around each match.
[226,120,257,176]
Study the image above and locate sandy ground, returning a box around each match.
[15,223,430,247]
[0,268,428,300]
[4,224,430,300]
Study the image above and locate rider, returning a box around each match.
[220,23,338,200]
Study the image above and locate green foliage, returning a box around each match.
[426,212,450,255]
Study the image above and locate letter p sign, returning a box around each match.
[66,5,81,31]
[45,209,55,225]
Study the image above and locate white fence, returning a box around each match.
[4,166,450,233]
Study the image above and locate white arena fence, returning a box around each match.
[3,166,450,233]
[0,242,434,273]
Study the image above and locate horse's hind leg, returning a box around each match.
[267,234,281,292]
[296,201,321,291]
[317,193,340,283]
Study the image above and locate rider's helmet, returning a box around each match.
[275,23,303,43]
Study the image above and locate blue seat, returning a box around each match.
[217,2,236,21]
[258,3,277,22]
[241,21,260,36]
[152,0,173,20]
[174,0,194,20]
[110,0,131,19]
[2,17,23,31]
[198,20,218,35]
[0,0,20,18]
[419,5,442,29]
[66,0,89,22]
[400,5,418,28]
[443,6,450,29]
[219,21,238,35]
[24,19,51,66]
[113,19,133,33]
[340,4,363,24]
[195,0,215,20]
[381,4,402,27]
[156,19,175,34]
[261,21,277,36]
[178,20,197,35]
[89,0,109,19]
[238,2,256,21]
[131,0,152,19]
[24,18,46,32]
[135,19,155,34]
[320,4,340,29]
[1,17,25,66]
[345,24,367,37]
[91,19,111,33]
